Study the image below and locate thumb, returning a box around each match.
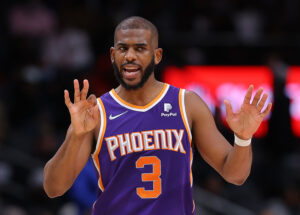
[224,100,234,118]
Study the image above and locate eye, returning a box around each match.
[136,47,145,52]
[119,46,127,51]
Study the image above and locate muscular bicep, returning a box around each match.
[186,91,232,175]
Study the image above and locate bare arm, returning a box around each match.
[186,86,272,185]
[43,79,100,197]
[43,125,93,197]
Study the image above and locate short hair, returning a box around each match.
[114,16,159,48]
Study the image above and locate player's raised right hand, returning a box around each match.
[64,79,100,136]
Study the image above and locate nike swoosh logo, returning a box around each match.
[109,111,128,120]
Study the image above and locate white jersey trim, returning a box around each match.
[93,99,105,155]
[109,84,170,112]
[91,98,106,192]
[181,89,192,140]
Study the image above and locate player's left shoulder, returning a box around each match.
[183,90,205,107]
[183,89,213,121]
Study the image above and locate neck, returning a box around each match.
[115,77,165,106]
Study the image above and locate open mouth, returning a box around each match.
[122,65,141,79]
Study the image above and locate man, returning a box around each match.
[43,16,272,215]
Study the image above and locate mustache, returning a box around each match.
[121,62,141,69]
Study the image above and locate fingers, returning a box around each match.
[64,90,72,108]
[74,79,90,103]
[86,95,99,120]
[93,105,100,119]
[261,102,272,118]
[224,99,234,118]
[250,87,270,114]
[87,94,97,106]
[251,87,263,106]
[243,85,254,105]
[257,93,268,112]
[74,79,81,103]
[80,79,89,100]
[245,86,270,113]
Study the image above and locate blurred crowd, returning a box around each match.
[0,0,300,214]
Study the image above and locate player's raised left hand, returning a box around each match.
[224,85,272,140]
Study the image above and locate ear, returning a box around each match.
[110,47,115,63]
[154,48,163,65]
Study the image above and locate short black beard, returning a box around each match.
[112,56,155,90]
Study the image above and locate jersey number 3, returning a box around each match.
[136,156,162,199]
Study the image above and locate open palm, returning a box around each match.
[64,79,99,136]
[224,85,272,140]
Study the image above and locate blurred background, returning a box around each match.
[0,0,300,214]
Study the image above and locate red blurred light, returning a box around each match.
[163,66,274,137]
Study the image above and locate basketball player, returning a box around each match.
[43,17,272,215]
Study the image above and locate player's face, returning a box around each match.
[111,29,162,90]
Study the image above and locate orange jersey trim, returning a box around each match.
[192,200,195,213]
[110,83,168,110]
[178,89,192,144]
[190,147,193,187]
[179,89,193,187]
[92,98,107,191]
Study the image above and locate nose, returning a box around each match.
[125,47,137,62]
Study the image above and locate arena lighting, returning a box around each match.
[285,67,300,137]
[163,66,274,137]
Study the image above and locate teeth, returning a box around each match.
[125,68,139,72]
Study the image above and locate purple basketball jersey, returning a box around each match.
[91,84,195,215]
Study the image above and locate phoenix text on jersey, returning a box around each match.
[105,129,186,161]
